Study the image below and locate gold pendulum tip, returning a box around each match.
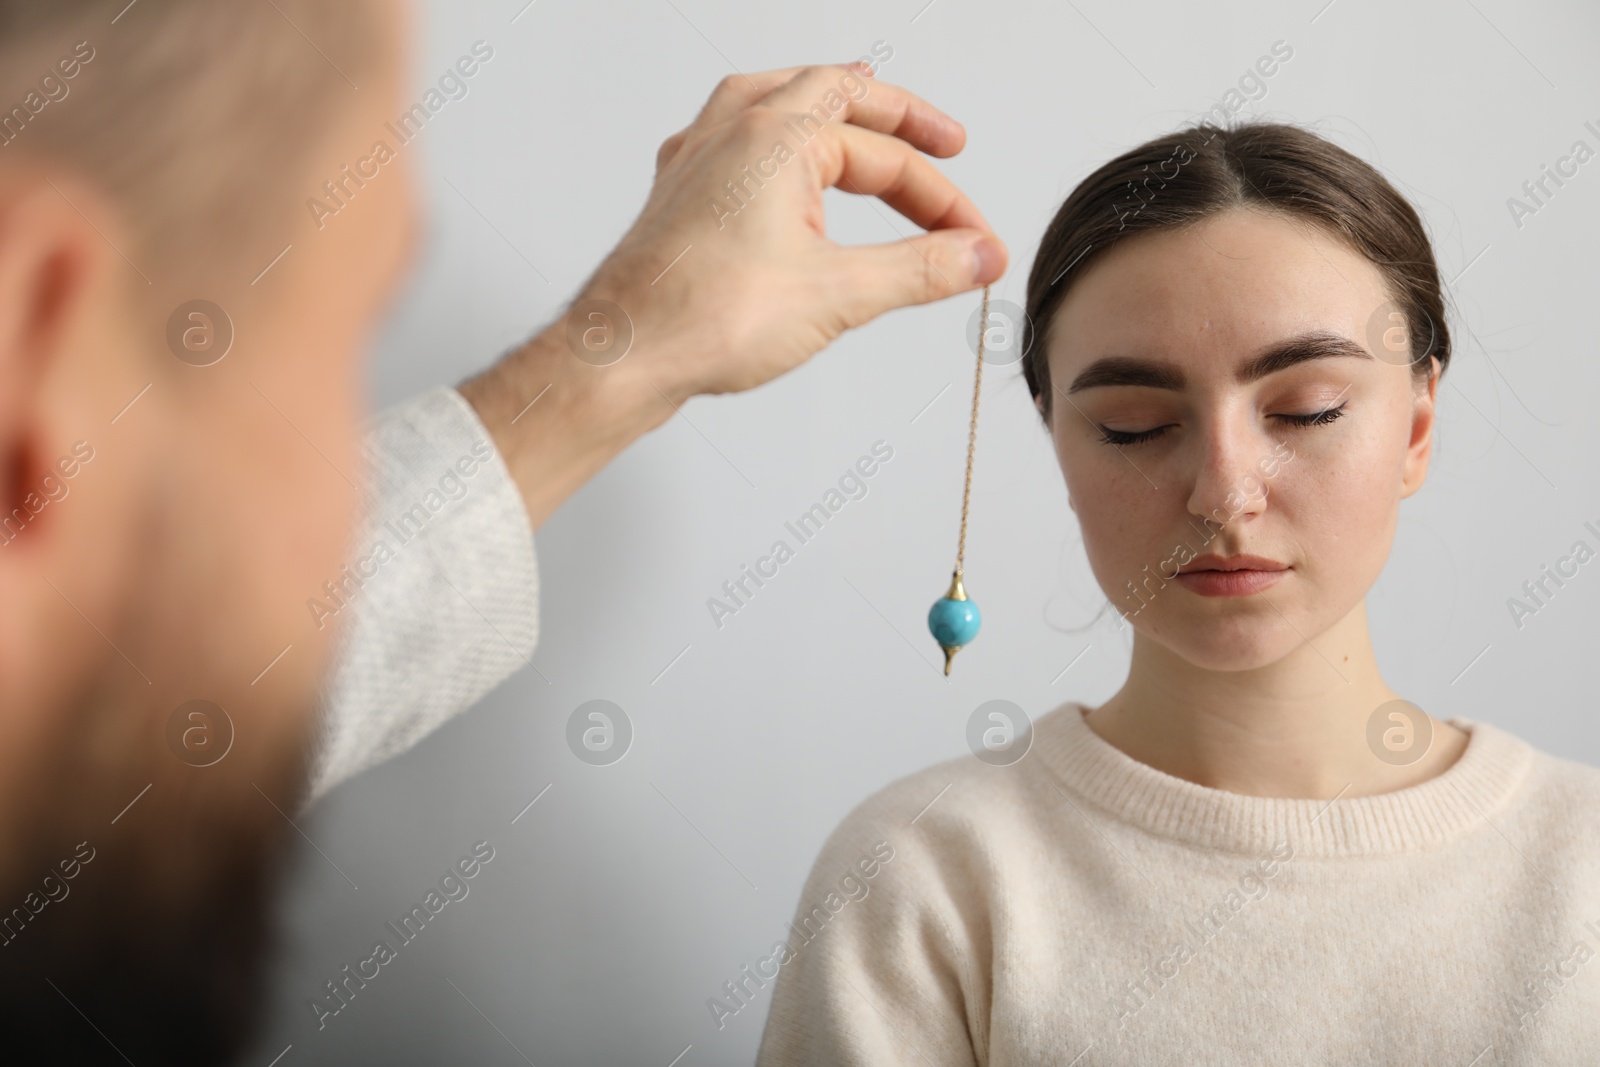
[942,644,959,675]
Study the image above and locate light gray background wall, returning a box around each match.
[246,0,1600,1063]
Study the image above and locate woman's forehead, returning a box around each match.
[1049,208,1390,369]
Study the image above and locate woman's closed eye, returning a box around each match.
[1094,401,1348,446]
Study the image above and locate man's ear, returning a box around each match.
[0,176,110,539]
[1399,354,1440,499]
[0,171,152,698]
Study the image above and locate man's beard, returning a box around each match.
[0,658,313,1064]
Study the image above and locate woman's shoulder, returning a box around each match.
[1471,717,1600,794]
[1512,728,1600,807]
[806,702,1083,881]
[1459,719,1600,864]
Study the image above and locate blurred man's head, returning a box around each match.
[0,1,414,1059]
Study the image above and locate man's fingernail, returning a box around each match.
[972,236,1004,283]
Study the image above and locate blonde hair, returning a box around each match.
[0,0,383,281]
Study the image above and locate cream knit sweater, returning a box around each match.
[755,701,1600,1065]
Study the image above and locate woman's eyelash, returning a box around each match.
[1275,402,1347,429]
[1095,424,1171,446]
[1094,402,1348,446]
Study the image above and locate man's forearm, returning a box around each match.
[457,320,670,532]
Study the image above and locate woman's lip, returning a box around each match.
[1172,568,1288,597]
[1179,554,1288,573]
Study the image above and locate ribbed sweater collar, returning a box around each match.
[1033,701,1535,858]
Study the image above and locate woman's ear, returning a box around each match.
[1034,389,1051,430]
[1399,355,1441,498]
[1035,388,1073,511]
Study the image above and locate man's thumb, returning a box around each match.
[837,229,1007,325]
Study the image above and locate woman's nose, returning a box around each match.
[1184,414,1276,525]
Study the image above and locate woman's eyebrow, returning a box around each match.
[1064,331,1374,394]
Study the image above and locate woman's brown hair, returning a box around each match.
[1020,121,1450,423]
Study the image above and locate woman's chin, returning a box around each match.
[1137,613,1311,672]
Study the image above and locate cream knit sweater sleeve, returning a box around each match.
[300,386,540,808]
[753,786,987,1066]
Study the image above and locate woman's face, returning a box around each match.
[1042,207,1439,671]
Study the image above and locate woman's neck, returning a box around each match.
[1085,601,1470,799]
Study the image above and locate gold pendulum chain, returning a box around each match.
[927,283,990,675]
[955,284,990,575]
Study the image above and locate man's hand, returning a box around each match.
[585,62,1007,397]
[460,63,1008,530]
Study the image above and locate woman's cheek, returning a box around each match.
[1274,455,1388,590]
[1085,492,1159,599]
[1298,428,1387,523]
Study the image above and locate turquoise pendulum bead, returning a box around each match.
[928,570,981,676]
